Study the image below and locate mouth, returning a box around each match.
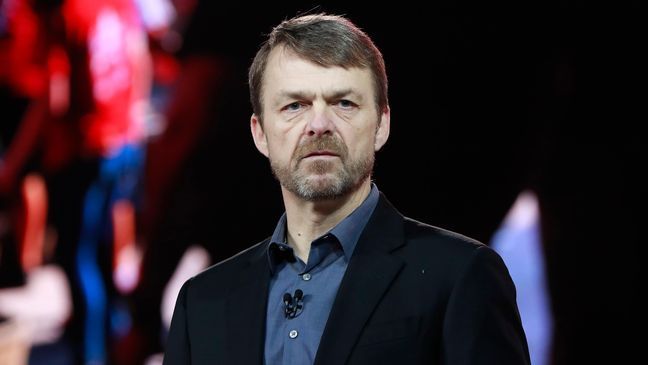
[303,150,339,159]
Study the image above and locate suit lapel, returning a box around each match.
[225,242,271,364]
[315,195,406,365]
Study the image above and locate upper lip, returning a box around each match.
[303,150,339,158]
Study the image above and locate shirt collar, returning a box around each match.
[266,183,380,271]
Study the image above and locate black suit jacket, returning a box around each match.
[163,194,530,364]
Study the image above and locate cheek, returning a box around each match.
[346,130,376,155]
[354,142,375,159]
[267,132,296,161]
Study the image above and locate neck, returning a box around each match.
[281,179,372,263]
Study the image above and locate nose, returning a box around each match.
[305,107,334,137]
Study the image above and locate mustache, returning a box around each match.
[294,135,347,160]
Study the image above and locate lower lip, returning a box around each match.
[304,155,338,159]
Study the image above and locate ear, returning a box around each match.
[374,106,390,151]
[250,114,269,157]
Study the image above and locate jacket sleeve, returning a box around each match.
[441,246,531,365]
[163,280,192,365]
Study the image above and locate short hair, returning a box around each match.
[248,14,388,119]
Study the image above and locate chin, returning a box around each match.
[305,173,342,189]
[292,174,349,201]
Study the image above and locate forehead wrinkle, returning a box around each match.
[264,48,373,109]
[272,88,364,105]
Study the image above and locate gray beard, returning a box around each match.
[270,152,374,201]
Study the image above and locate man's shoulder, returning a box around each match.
[399,216,488,264]
[386,216,505,287]
[188,238,270,291]
[374,192,486,260]
[402,217,483,249]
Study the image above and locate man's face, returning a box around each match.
[250,47,390,201]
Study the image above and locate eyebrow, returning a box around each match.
[273,88,364,107]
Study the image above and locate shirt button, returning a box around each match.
[302,273,311,281]
[289,330,298,339]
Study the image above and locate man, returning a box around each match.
[163,14,530,365]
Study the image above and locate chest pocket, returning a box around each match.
[356,316,420,347]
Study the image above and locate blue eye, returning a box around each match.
[284,102,302,112]
[337,99,356,109]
